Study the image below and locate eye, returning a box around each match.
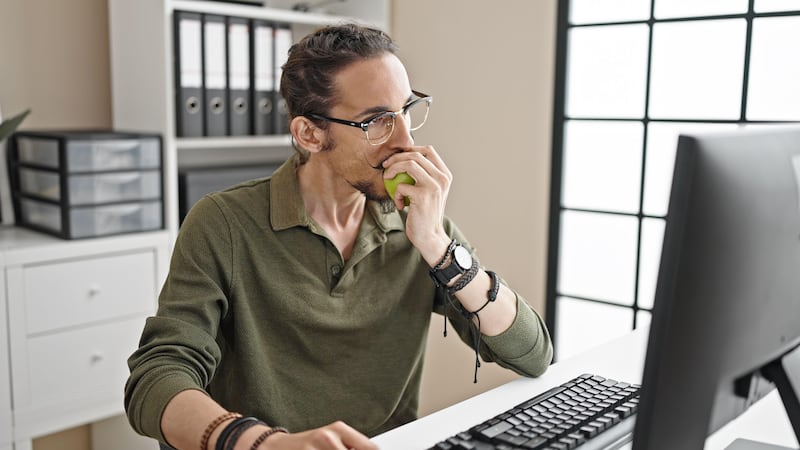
[368,113,394,129]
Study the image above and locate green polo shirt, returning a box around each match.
[124,154,552,442]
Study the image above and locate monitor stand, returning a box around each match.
[726,345,800,450]
[725,439,797,450]
[762,344,800,440]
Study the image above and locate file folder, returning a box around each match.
[273,24,293,134]
[227,16,252,136]
[203,14,228,136]
[251,19,275,135]
[174,11,204,137]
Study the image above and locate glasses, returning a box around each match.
[306,90,432,146]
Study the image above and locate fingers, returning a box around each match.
[383,146,451,191]
[263,421,378,450]
[382,145,445,177]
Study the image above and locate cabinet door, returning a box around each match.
[6,248,159,440]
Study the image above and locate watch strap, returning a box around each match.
[447,257,480,295]
[429,244,471,287]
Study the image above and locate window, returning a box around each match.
[548,0,800,360]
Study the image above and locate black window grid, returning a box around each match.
[547,0,800,359]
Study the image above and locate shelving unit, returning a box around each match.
[108,0,389,239]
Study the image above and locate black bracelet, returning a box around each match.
[447,256,479,295]
[471,270,500,315]
[432,238,457,271]
[216,417,260,450]
[224,418,264,450]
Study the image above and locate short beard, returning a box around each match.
[323,133,396,214]
[353,181,396,214]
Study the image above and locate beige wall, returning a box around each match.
[392,1,557,415]
[0,0,111,128]
[0,0,557,446]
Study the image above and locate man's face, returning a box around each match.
[318,53,416,203]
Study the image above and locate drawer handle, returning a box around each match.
[90,353,104,364]
[87,284,102,297]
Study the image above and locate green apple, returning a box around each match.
[384,171,415,206]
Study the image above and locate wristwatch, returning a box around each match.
[430,244,473,287]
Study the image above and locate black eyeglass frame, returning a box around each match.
[305,90,432,145]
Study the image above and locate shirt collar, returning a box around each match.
[270,154,404,233]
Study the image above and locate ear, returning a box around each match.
[291,116,327,154]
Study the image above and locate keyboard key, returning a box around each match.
[521,436,548,449]
[579,425,599,438]
[476,421,513,439]
[494,433,529,446]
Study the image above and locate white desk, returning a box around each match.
[372,328,798,450]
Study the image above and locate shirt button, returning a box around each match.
[331,265,342,277]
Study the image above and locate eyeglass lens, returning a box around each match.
[366,99,430,144]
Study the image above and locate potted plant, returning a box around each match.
[0,109,31,142]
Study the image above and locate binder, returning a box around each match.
[227,16,252,136]
[174,11,204,137]
[203,14,228,136]
[251,19,275,135]
[273,24,293,134]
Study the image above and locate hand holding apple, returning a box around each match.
[384,171,415,206]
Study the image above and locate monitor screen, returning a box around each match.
[632,126,800,449]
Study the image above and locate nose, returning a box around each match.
[387,113,414,148]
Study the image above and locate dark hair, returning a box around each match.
[279,23,398,124]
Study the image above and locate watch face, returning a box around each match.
[453,245,472,270]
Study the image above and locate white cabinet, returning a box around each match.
[0,227,169,449]
[0,262,11,450]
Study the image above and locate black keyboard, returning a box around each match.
[428,373,640,450]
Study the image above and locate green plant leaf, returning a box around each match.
[0,109,31,142]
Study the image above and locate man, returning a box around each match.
[125,23,552,450]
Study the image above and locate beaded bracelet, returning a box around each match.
[249,427,289,450]
[201,412,242,450]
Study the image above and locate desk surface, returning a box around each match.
[372,328,799,450]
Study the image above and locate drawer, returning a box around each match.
[15,135,161,171]
[23,251,156,334]
[23,317,144,409]
[19,168,162,205]
[19,198,163,239]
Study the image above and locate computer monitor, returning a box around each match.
[632,127,800,449]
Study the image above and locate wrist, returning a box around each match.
[420,231,453,268]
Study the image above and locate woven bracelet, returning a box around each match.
[447,256,479,296]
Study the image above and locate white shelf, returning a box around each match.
[170,0,355,26]
[176,134,291,150]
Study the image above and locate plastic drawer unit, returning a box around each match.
[7,130,164,239]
